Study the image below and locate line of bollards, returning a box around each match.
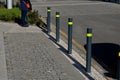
[46,7,92,73]
[46,7,120,78]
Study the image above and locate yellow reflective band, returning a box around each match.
[68,22,73,25]
[118,52,120,57]
[56,15,60,17]
[87,33,93,37]
[47,10,51,12]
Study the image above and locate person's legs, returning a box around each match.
[21,10,28,27]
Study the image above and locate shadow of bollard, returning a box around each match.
[84,43,120,79]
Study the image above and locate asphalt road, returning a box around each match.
[32,0,120,46]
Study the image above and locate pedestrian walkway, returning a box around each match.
[0,22,85,80]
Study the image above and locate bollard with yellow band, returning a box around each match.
[86,28,92,73]
[56,12,60,42]
[47,7,51,34]
[68,18,73,54]
[118,52,120,80]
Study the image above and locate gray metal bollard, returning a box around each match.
[86,28,93,73]
[56,12,60,42]
[47,7,51,34]
[118,52,120,80]
[68,18,73,54]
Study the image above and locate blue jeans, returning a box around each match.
[21,10,28,26]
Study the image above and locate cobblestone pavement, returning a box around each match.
[4,33,85,80]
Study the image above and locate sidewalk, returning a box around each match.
[0,22,108,80]
[0,22,86,80]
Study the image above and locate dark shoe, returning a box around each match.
[21,24,29,27]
